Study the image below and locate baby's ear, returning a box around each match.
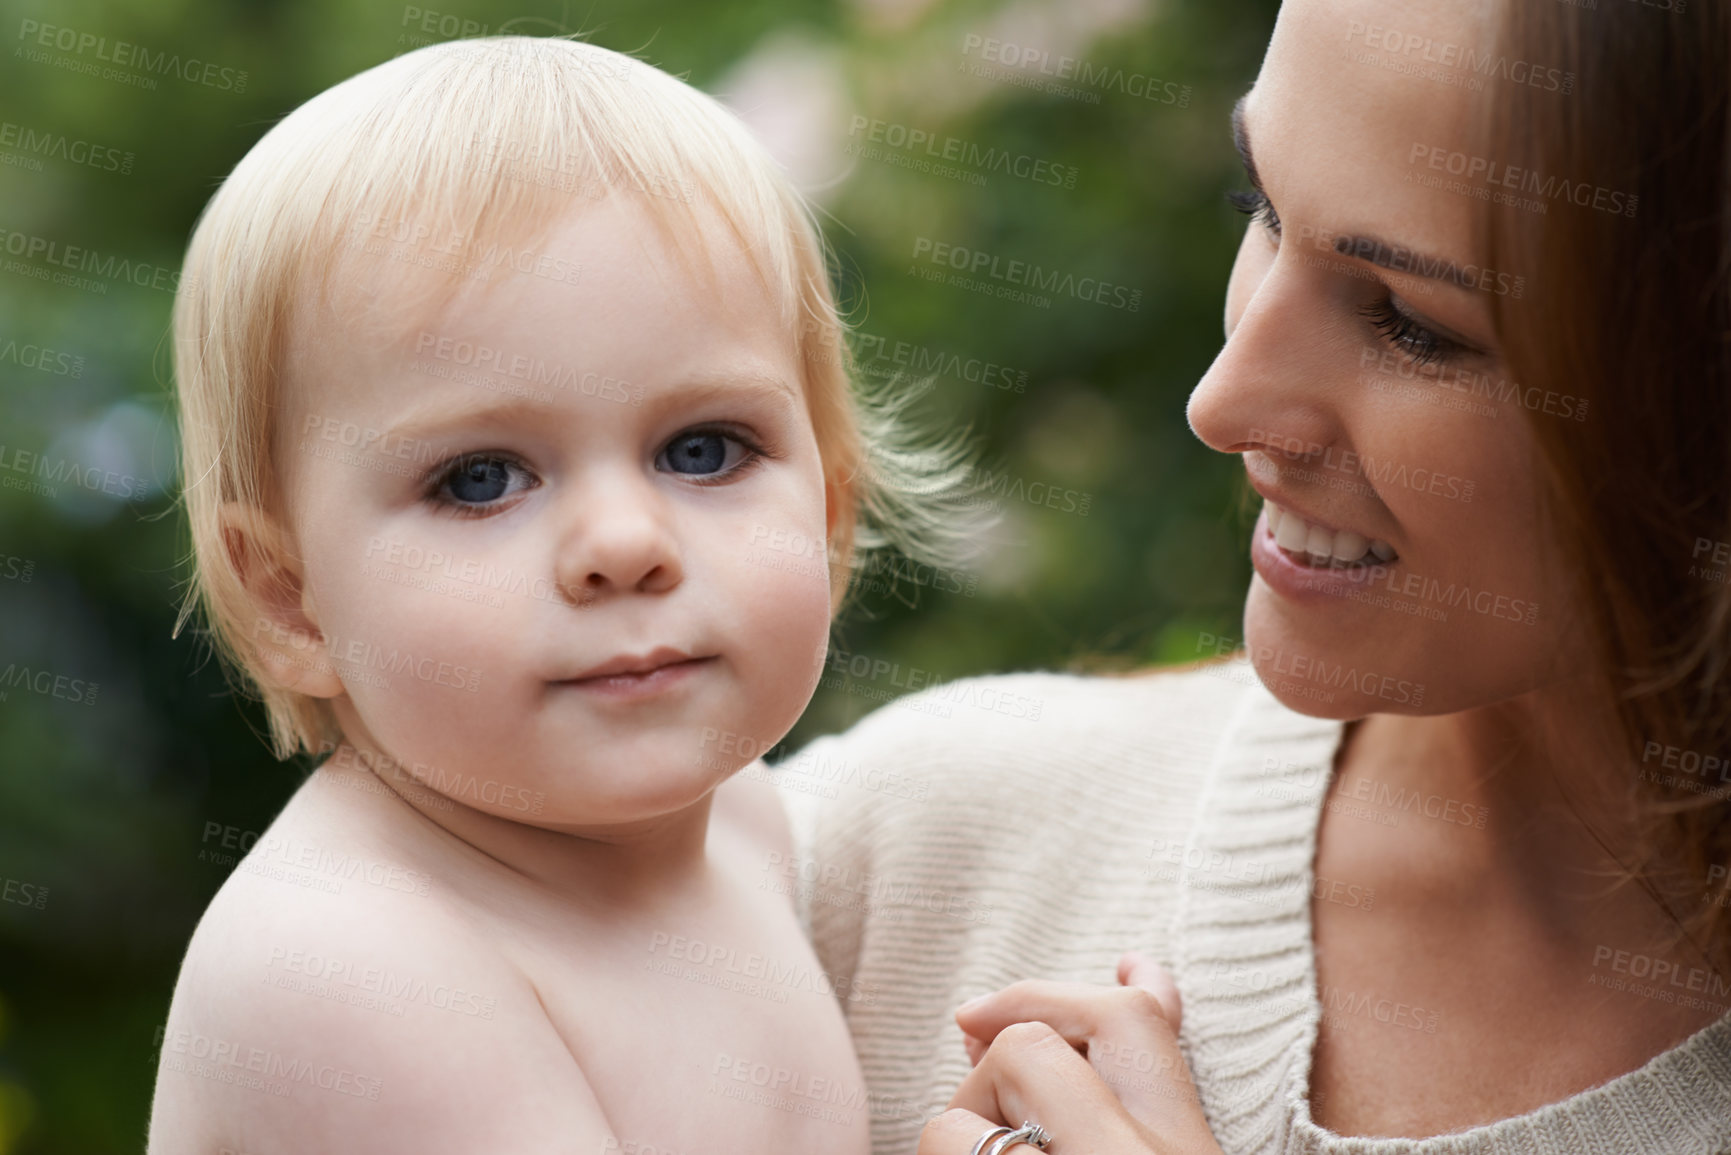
[218,502,344,700]
[825,476,855,541]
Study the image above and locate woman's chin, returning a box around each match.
[1243,586,1429,721]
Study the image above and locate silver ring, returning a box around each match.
[984,1120,1052,1154]
[969,1126,1013,1155]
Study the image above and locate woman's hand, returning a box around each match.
[917,952,1225,1155]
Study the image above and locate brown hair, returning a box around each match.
[1484,1,1731,963]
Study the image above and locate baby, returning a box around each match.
[149,36,965,1154]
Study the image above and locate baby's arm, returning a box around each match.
[146,875,611,1154]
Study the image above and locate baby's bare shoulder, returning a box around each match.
[148,793,609,1153]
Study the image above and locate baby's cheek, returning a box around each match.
[725,540,835,727]
[322,558,526,743]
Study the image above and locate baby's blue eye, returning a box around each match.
[659,432,745,476]
[444,456,517,504]
[665,434,726,474]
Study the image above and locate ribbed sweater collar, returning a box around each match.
[1175,680,1731,1155]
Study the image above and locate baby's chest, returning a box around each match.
[519,905,872,1155]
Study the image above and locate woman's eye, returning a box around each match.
[1360,297,1463,369]
[431,454,534,512]
[656,430,756,479]
[1228,187,1282,237]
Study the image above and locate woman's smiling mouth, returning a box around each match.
[1249,497,1404,606]
[1263,500,1398,569]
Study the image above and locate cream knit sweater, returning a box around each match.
[775,666,1731,1155]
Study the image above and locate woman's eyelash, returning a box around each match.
[1228,187,1282,235]
[1222,187,1468,369]
[1360,297,1462,368]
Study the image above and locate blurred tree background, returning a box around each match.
[0,0,1275,1148]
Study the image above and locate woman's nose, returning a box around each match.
[1187,255,1343,460]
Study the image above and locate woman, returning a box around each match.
[776,0,1731,1151]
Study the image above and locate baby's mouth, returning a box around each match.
[1264,500,1398,569]
[556,648,719,689]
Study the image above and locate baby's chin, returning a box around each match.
[354,690,804,825]
[475,753,754,830]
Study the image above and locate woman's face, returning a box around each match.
[1187,0,1581,719]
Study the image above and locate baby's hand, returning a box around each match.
[928,952,1222,1154]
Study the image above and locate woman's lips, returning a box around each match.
[1251,503,1402,604]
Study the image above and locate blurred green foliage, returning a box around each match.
[0,0,1274,1148]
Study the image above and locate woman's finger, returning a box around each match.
[957,978,1173,1046]
[953,973,1208,1140]
[916,1106,1003,1155]
[946,1020,1157,1151]
[1119,950,1183,1032]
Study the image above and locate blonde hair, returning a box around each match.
[172,35,979,760]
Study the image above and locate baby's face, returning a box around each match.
[273,196,834,828]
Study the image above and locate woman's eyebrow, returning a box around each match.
[1331,233,1483,289]
[1230,94,1485,294]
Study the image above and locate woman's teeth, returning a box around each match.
[1265,501,1396,567]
